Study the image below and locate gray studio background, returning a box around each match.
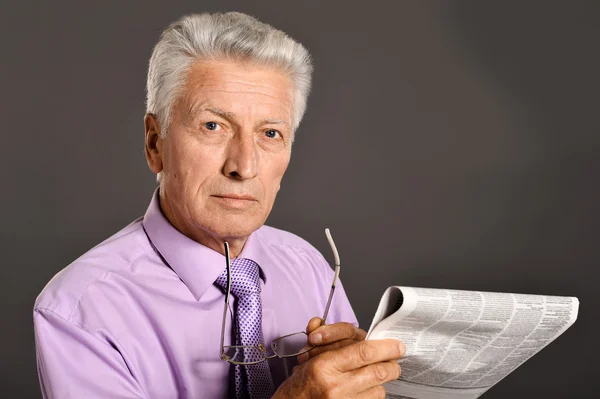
[2,1,598,398]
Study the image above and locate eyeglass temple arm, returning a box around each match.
[320,228,340,326]
[220,242,232,357]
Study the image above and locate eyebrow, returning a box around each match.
[204,107,235,119]
[261,118,288,126]
[187,103,289,126]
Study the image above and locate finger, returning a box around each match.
[305,317,322,335]
[355,385,387,399]
[297,338,355,364]
[308,322,367,346]
[349,360,400,394]
[325,339,405,373]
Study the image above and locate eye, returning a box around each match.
[205,121,220,131]
[265,129,281,139]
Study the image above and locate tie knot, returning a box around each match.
[215,258,262,298]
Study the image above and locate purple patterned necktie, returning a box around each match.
[215,258,275,399]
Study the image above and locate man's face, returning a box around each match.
[146,60,294,244]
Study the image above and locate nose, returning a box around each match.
[223,133,258,180]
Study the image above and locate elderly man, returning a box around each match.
[34,12,405,398]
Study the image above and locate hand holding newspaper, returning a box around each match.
[366,286,578,399]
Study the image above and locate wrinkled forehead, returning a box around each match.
[178,59,295,123]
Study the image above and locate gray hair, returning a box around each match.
[146,12,313,139]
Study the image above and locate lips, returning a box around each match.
[213,194,257,201]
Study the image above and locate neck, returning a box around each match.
[214,236,248,258]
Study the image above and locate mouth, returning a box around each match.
[212,194,258,201]
[211,194,258,209]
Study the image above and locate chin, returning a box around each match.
[210,218,263,240]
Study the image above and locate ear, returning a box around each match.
[145,113,163,174]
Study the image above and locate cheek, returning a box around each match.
[164,149,225,204]
[171,141,222,177]
[265,154,291,193]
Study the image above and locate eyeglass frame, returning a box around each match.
[219,228,341,365]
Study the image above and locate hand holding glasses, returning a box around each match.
[219,228,341,365]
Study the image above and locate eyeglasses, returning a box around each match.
[219,228,341,365]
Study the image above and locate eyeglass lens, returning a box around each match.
[224,332,311,364]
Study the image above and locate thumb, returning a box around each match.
[305,317,323,335]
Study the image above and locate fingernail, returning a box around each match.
[310,333,322,344]
[398,341,406,356]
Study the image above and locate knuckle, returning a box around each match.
[304,360,319,377]
[337,322,355,339]
[357,342,376,363]
[324,385,342,399]
[373,363,388,382]
[309,357,327,375]
[342,321,355,332]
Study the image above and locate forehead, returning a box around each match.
[180,59,294,120]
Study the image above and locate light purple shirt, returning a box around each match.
[34,189,357,398]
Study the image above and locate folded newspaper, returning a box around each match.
[366,286,578,399]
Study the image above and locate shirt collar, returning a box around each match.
[142,188,270,301]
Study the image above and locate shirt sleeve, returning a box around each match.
[34,308,147,399]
